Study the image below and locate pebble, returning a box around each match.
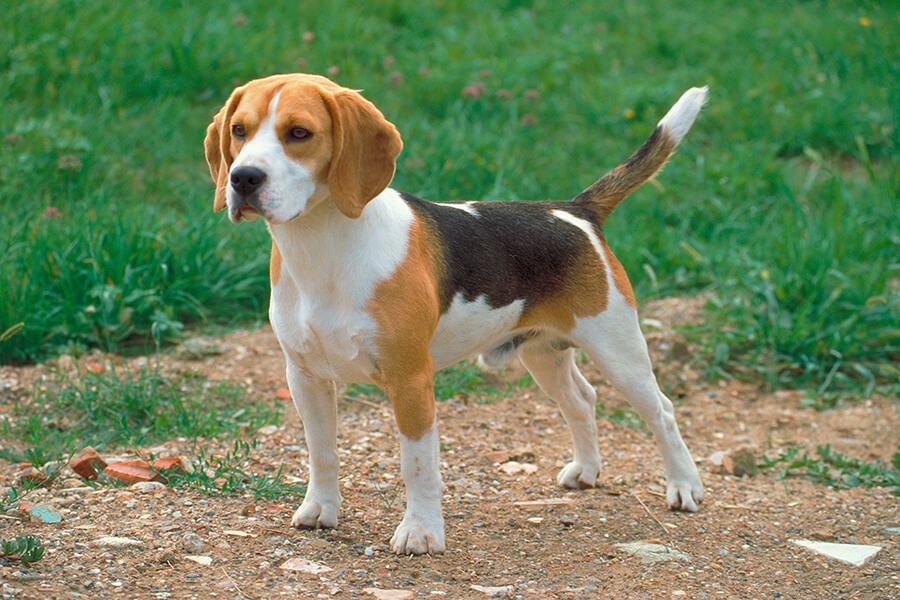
[614,542,690,563]
[130,481,166,494]
[93,537,144,548]
[180,533,205,555]
[28,503,62,523]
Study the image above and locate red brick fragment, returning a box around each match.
[149,457,184,473]
[18,467,51,488]
[103,460,162,484]
[69,446,108,481]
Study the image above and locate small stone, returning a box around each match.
[130,481,167,494]
[615,541,690,563]
[184,555,212,566]
[281,558,333,576]
[180,533,205,555]
[722,447,757,477]
[526,517,544,525]
[471,584,515,597]
[363,589,414,600]
[879,527,900,537]
[28,503,62,523]
[94,536,144,548]
[559,514,577,526]
[790,539,882,566]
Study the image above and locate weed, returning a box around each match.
[760,444,900,496]
[0,364,280,459]
[163,439,305,501]
[0,536,44,564]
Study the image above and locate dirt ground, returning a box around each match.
[0,298,898,599]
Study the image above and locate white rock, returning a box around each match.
[471,584,515,597]
[790,539,882,566]
[280,557,333,576]
[615,541,690,563]
[363,589,414,600]
[130,481,167,494]
[93,536,144,548]
[184,555,212,566]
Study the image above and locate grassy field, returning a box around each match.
[1,0,897,394]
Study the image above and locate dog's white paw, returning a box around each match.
[291,497,339,529]
[390,521,445,555]
[666,476,704,512]
[557,461,600,489]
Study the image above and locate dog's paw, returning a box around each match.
[557,461,600,489]
[390,521,445,555]
[291,498,339,529]
[666,476,704,512]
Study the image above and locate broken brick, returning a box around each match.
[69,446,108,481]
[103,460,163,484]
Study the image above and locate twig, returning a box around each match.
[340,394,383,410]
[221,567,253,599]
[631,492,671,538]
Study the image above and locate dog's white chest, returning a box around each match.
[270,287,378,383]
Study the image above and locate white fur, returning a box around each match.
[430,293,525,369]
[391,424,445,554]
[437,201,479,216]
[227,91,326,223]
[657,86,708,144]
[269,188,414,383]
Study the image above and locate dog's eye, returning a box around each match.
[232,124,246,139]
[290,127,311,140]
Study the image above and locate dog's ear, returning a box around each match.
[204,88,244,212]
[321,90,403,219]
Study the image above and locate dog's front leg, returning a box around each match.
[382,371,445,555]
[285,361,341,529]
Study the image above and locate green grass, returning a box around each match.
[0,363,280,462]
[761,444,900,496]
[0,1,897,396]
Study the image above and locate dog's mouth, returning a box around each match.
[231,203,262,223]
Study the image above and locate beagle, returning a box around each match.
[204,73,707,555]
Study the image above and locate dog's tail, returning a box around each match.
[572,86,707,225]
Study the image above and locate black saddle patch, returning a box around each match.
[400,192,603,316]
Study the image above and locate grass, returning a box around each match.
[0,363,279,462]
[761,444,900,496]
[0,1,897,397]
[0,363,304,500]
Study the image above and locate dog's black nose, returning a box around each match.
[230,166,267,196]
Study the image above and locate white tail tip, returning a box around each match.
[657,86,708,144]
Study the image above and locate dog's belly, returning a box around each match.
[429,293,525,370]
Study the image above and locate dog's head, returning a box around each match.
[204,73,403,223]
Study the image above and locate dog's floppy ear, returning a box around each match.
[321,89,403,219]
[204,88,244,212]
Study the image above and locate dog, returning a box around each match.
[204,73,706,555]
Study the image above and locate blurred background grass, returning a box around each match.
[1,0,897,395]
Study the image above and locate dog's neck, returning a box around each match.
[267,189,414,298]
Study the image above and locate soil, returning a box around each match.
[0,297,898,600]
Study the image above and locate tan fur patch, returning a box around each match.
[601,239,636,309]
[367,218,441,440]
[515,248,609,331]
[270,240,282,288]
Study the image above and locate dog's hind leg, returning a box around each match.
[569,300,704,511]
[518,343,601,489]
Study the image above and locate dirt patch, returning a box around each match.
[0,298,898,599]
